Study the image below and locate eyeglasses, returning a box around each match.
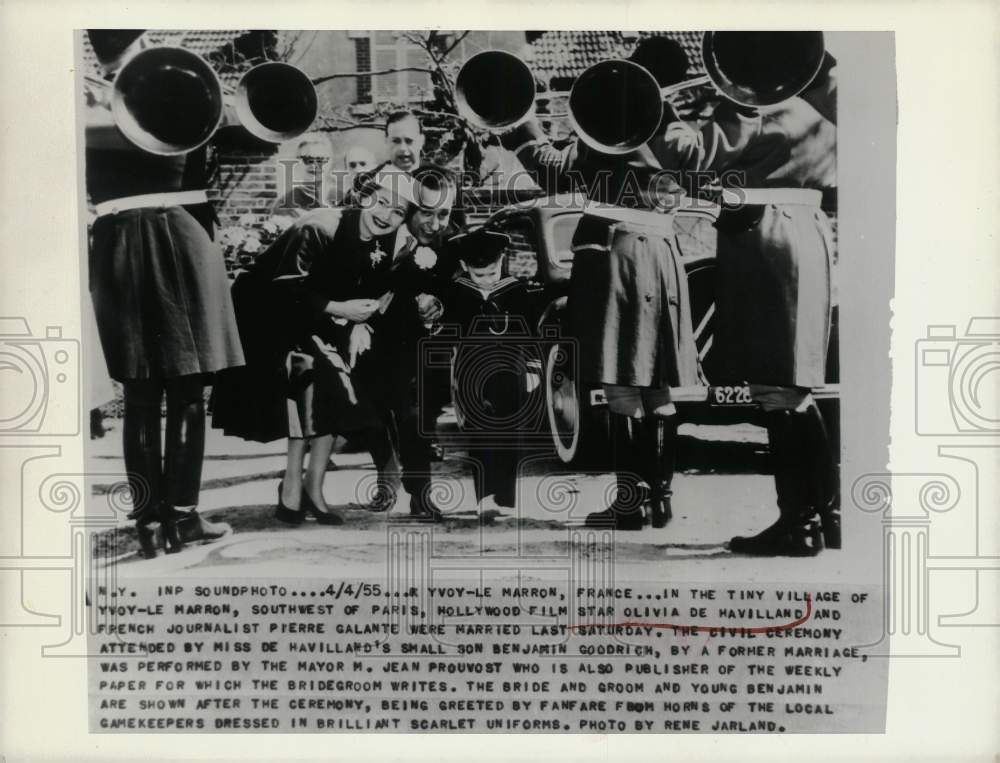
[299,156,329,165]
[347,161,370,170]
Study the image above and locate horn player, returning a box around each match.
[84,30,244,557]
[652,36,840,556]
[499,39,699,531]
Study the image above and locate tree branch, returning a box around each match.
[442,31,471,58]
[311,67,436,86]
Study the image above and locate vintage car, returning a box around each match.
[447,192,839,467]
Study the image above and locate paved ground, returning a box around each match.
[88,417,845,580]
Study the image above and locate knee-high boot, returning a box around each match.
[642,415,677,529]
[729,410,823,556]
[584,414,645,530]
[122,381,163,559]
[161,378,230,552]
[799,402,840,549]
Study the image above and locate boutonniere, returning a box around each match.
[370,241,386,266]
[414,246,437,270]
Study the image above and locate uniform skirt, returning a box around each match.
[712,203,834,388]
[568,215,699,389]
[89,206,244,382]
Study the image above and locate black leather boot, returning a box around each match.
[122,381,163,558]
[163,378,205,509]
[729,410,823,557]
[585,415,646,530]
[800,402,841,549]
[162,378,231,549]
[642,415,677,529]
[167,509,232,547]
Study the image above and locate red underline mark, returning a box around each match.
[568,594,813,634]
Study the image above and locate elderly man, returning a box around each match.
[329,145,376,205]
[345,144,375,174]
[270,135,338,215]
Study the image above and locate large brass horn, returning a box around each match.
[568,59,663,155]
[702,31,826,107]
[104,48,318,155]
[455,50,537,131]
[233,61,318,143]
[110,46,225,156]
[661,31,827,108]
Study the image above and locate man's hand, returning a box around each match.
[415,293,443,323]
[331,298,379,322]
[348,323,373,368]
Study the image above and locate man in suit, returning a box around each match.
[385,110,424,173]
[342,110,426,208]
[270,135,339,216]
[373,164,461,519]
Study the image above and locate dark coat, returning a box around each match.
[508,120,699,389]
[86,142,242,382]
[211,208,398,441]
[439,275,551,506]
[652,99,835,387]
[439,276,551,428]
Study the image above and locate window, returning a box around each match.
[354,37,372,104]
[550,214,579,270]
[498,215,539,281]
[356,32,432,105]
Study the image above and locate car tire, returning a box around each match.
[544,334,611,469]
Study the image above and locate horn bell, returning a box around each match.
[235,62,318,143]
[456,50,537,131]
[111,46,225,156]
[569,59,663,155]
[703,31,826,108]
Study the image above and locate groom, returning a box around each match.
[371,164,462,520]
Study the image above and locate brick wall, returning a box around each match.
[211,149,281,227]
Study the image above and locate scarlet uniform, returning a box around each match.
[84,28,242,556]
[87,146,244,381]
[652,98,836,390]
[652,91,840,555]
[503,120,695,530]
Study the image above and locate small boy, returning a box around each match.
[439,228,550,512]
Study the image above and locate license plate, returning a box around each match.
[708,385,754,406]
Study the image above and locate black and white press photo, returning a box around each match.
[77,29,895,734]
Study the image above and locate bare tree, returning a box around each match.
[300,30,494,182]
